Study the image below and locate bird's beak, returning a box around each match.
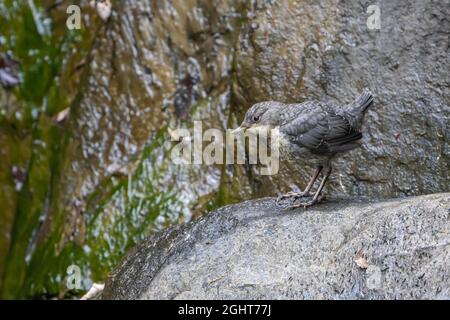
[230,127,242,134]
[230,125,248,134]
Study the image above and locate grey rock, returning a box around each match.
[103,193,450,299]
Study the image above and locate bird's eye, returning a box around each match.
[253,115,260,122]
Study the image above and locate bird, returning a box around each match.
[232,89,374,209]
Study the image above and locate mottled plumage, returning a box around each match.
[235,89,374,208]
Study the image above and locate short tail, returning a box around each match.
[348,88,374,114]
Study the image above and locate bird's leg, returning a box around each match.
[302,166,323,196]
[290,166,332,209]
[276,166,322,207]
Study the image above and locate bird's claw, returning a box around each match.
[275,191,310,207]
[276,194,324,210]
[275,191,313,209]
[288,198,318,209]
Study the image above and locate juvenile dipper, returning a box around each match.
[233,89,374,208]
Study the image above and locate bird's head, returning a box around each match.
[231,101,283,134]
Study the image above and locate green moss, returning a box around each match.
[0,0,98,298]
[11,130,183,298]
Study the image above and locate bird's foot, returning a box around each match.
[287,194,324,209]
[278,194,324,210]
[275,191,311,208]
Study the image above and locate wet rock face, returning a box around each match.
[232,0,449,199]
[103,193,450,299]
[61,0,246,215]
[51,0,249,267]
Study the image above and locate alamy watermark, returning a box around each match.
[169,121,280,175]
[367,5,381,30]
[66,1,111,29]
[65,3,380,31]
[66,264,82,290]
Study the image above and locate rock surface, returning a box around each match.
[104,193,450,299]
